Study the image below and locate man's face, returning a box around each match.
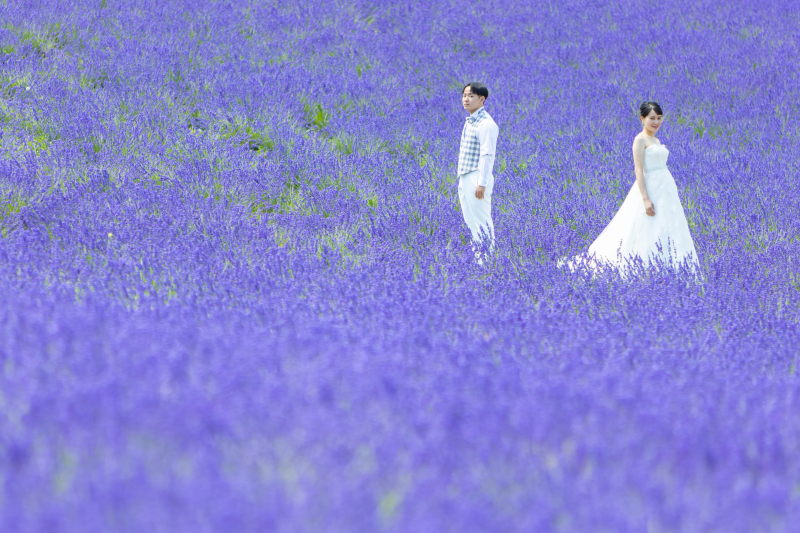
[462,87,485,114]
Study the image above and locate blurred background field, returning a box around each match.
[1,1,800,531]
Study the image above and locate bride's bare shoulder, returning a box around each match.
[633,134,661,151]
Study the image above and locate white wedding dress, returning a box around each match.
[574,144,699,272]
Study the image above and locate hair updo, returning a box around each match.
[639,101,663,117]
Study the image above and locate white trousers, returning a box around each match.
[458,169,495,245]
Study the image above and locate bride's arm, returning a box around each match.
[632,138,656,217]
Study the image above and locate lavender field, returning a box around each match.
[2,0,800,531]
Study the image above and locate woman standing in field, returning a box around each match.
[572,102,700,272]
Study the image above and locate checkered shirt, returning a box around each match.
[457,107,490,176]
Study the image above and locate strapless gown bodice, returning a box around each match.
[640,145,672,200]
[644,143,670,171]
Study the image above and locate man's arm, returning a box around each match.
[474,120,499,199]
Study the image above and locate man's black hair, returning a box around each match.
[463,82,489,100]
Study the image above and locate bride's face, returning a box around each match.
[641,109,663,134]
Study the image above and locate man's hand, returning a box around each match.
[475,185,486,200]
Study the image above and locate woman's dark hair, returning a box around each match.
[463,82,489,100]
[640,101,663,117]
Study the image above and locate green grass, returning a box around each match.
[2,22,67,56]
[0,192,30,237]
[0,98,61,156]
[218,118,275,152]
[0,73,29,99]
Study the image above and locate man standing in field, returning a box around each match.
[457,82,499,257]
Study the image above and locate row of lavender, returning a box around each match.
[2,0,800,531]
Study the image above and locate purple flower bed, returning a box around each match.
[2,0,800,530]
